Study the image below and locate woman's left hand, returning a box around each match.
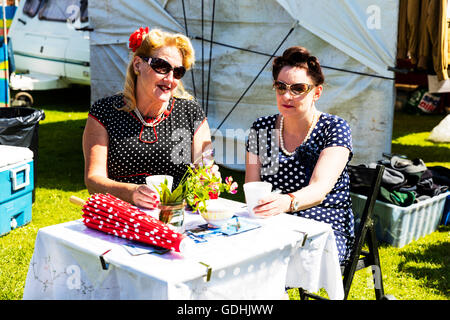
[252,193,291,218]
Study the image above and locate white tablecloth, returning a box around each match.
[23,198,344,300]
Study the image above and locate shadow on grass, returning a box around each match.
[17,87,92,192]
[391,143,450,164]
[392,112,447,139]
[397,226,450,298]
[12,86,91,113]
[36,118,87,192]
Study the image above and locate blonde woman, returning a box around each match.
[83,27,212,209]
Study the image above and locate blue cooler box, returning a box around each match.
[0,145,34,236]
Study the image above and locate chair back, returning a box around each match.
[296,164,388,300]
[347,164,385,244]
[342,164,385,299]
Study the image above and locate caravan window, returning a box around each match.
[23,0,44,18]
[38,0,87,23]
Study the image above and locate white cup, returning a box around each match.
[243,181,272,218]
[146,175,173,194]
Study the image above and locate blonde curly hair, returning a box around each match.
[122,28,195,111]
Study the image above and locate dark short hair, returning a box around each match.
[272,46,324,86]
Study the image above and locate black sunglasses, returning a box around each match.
[140,56,186,80]
[273,80,314,96]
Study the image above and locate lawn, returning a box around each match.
[0,87,448,300]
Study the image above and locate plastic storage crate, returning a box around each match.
[441,194,450,225]
[0,145,34,236]
[351,191,449,248]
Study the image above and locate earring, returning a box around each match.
[135,70,140,76]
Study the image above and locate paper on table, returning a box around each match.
[220,217,261,235]
[122,243,169,256]
[186,216,261,242]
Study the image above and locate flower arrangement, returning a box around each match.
[129,26,149,52]
[155,163,238,214]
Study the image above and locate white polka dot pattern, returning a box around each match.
[81,193,185,252]
[246,113,355,263]
[89,94,206,188]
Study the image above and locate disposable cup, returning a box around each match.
[146,175,173,194]
[243,181,272,218]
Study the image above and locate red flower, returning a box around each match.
[208,191,219,200]
[129,26,149,52]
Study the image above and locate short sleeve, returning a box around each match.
[246,124,259,155]
[245,115,276,156]
[185,98,206,135]
[88,95,123,127]
[324,117,353,160]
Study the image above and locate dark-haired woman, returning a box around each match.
[245,46,354,263]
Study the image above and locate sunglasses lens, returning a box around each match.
[291,83,310,95]
[173,67,186,79]
[274,81,287,92]
[274,81,312,95]
[150,58,172,74]
[149,57,185,79]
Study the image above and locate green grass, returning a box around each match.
[391,112,450,168]
[0,87,91,300]
[0,87,449,300]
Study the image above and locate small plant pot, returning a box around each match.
[158,200,186,232]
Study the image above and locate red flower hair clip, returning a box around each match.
[128,26,149,52]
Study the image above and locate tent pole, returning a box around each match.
[205,0,215,117]
[195,37,394,81]
[181,0,196,98]
[212,22,297,135]
[201,0,204,111]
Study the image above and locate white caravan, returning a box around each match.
[8,0,90,99]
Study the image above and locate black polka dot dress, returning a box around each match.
[88,94,206,189]
[246,113,355,264]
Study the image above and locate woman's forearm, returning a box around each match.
[288,182,330,211]
[85,174,137,204]
[288,146,349,211]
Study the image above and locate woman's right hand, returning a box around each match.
[132,184,160,210]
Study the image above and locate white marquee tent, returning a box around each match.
[89,0,399,170]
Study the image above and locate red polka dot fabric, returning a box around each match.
[81,193,185,252]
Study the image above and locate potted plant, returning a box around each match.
[184,163,238,213]
[154,163,238,229]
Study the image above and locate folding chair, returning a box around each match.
[296,164,394,300]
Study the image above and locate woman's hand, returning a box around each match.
[131,185,160,210]
[252,193,292,218]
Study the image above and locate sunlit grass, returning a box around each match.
[391,112,449,169]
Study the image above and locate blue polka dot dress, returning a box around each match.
[88,94,206,188]
[246,112,355,264]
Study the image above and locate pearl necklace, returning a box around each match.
[134,107,163,127]
[279,111,319,156]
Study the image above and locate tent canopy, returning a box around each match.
[89,0,398,170]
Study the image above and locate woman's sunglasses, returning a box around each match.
[140,56,186,80]
[273,80,314,96]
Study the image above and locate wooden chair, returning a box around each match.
[296,164,395,300]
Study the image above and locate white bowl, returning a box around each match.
[200,200,234,227]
